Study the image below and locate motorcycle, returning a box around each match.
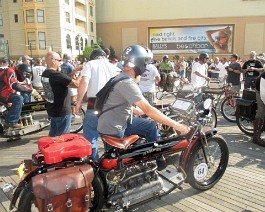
[9,97,229,212]
[0,98,85,142]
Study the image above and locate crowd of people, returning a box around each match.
[0,46,265,159]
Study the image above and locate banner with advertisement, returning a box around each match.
[149,25,234,54]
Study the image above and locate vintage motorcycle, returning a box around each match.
[9,97,229,212]
[0,98,85,142]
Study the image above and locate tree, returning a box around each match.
[109,46,117,60]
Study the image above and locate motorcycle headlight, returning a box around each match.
[203,98,212,110]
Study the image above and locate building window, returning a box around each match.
[91,40,93,46]
[25,0,33,2]
[38,32,46,50]
[26,10,34,23]
[65,0,69,4]
[13,0,17,3]
[66,12,70,23]
[0,15,3,26]
[66,34,71,49]
[14,14,18,23]
[27,32,36,50]
[90,6,93,16]
[85,38,88,47]
[90,22,93,32]
[37,9,44,23]
[75,36,80,50]
[0,0,2,7]
[36,0,43,2]
[80,37,84,50]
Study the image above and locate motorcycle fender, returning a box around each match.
[180,128,217,172]
[9,181,26,210]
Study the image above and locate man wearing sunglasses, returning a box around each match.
[41,51,79,137]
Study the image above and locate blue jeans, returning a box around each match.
[6,93,23,124]
[83,109,99,161]
[179,70,186,79]
[21,93,31,103]
[49,114,71,137]
[103,117,158,150]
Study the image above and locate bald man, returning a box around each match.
[41,51,79,136]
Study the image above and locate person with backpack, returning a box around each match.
[75,48,121,161]
[97,45,190,149]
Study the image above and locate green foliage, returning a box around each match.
[173,54,180,61]
[97,37,105,49]
[80,43,101,61]
[109,46,117,60]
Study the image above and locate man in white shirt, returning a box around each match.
[139,63,161,105]
[32,58,46,90]
[191,53,211,88]
[75,48,120,161]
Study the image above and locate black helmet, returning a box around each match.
[199,53,209,60]
[89,48,107,60]
[121,45,153,76]
[163,55,169,61]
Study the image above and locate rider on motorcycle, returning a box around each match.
[0,59,37,128]
[97,45,190,147]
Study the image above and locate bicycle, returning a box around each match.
[202,81,239,123]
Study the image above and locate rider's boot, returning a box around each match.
[252,118,265,147]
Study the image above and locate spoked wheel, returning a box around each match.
[236,115,254,136]
[70,107,85,133]
[186,136,229,190]
[221,98,236,123]
[17,174,105,212]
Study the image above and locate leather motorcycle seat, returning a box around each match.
[102,134,139,149]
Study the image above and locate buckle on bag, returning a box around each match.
[85,194,90,202]
[47,203,53,211]
[66,198,72,207]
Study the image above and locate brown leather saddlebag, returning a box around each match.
[32,164,94,212]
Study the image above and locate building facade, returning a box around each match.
[96,0,265,60]
[0,0,96,59]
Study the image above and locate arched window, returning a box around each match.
[80,37,84,50]
[85,38,88,47]
[66,34,71,49]
[75,35,79,50]
[91,39,93,46]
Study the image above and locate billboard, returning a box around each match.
[149,25,234,54]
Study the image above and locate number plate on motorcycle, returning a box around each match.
[171,98,193,113]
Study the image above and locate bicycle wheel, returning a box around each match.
[220,98,236,123]
[70,107,85,133]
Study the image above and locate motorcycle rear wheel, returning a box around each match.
[17,173,105,212]
[236,115,254,136]
[186,136,229,191]
[220,98,236,123]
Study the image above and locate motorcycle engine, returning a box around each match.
[107,160,163,209]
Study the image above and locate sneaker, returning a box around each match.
[4,123,23,129]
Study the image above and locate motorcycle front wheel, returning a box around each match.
[17,173,105,212]
[220,98,237,123]
[186,136,229,191]
[236,115,254,136]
